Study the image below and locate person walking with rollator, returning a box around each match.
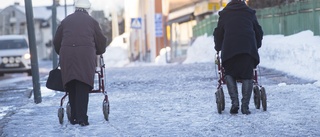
[213,0,263,114]
[53,0,107,125]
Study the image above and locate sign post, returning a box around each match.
[155,13,166,62]
[155,13,163,37]
[24,0,42,103]
[131,18,143,61]
[131,18,142,29]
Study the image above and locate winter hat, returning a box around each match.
[74,0,91,9]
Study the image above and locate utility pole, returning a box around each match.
[24,0,42,104]
[65,0,67,17]
[52,0,58,68]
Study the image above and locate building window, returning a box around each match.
[20,23,25,34]
[12,11,15,17]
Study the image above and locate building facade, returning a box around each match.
[124,0,229,63]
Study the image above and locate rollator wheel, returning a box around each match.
[215,91,222,114]
[260,87,267,111]
[253,86,261,109]
[220,88,225,111]
[58,107,64,124]
[66,102,71,122]
[215,87,224,114]
[102,99,110,121]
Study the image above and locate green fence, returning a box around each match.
[193,0,320,37]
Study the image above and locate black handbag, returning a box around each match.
[46,65,65,91]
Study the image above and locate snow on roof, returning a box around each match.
[0,35,27,40]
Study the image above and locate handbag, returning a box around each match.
[46,65,65,91]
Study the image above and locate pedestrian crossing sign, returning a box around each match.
[131,18,142,29]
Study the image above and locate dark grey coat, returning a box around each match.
[213,1,263,67]
[53,10,107,88]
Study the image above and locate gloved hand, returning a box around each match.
[215,59,219,65]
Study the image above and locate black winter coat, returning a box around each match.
[213,1,263,67]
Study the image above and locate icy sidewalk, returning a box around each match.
[2,63,320,136]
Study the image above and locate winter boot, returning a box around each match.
[78,116,89,126]
[241,79,253,115]
[225,75,239,114]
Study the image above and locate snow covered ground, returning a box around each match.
[1,30,320,136]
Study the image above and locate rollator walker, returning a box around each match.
[214,52,267,114]
[57,55,110,124]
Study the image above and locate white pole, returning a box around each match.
[112,10,119,39]
[139,0,143,61]
[149,0,156,62]
[139,30,143,61]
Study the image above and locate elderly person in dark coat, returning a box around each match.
[53,0,107,126]
[213,0,263,115]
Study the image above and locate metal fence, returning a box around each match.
[193,0,320,37]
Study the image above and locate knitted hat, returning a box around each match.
[74,0,91,9]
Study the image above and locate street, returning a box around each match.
[0,62,319,136]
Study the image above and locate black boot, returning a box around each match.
[79,121,89,126]
[241,106,251,115]
[78,116,89,126]
[225,75,239,114]
[241,79,253,115]
[230,105,239,114]
[70,119,78,125]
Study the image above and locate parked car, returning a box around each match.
[0,35,31,76]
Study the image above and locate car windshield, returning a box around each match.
[0,39,28,50]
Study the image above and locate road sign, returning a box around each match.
[155,13,163,37]
[131,18,142,29]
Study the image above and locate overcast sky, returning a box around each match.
[0,0,124,15]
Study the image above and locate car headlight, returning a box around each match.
[9,57,15,63]
[2,57,8,64]
[15,57,21,63]
[24,53,31,59]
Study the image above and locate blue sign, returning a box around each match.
[155,14,163,37]
[131,18,142,29]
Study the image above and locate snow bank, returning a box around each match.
[183,33,215,64]
[155,47,171,65]
[182,30,320,85]
[260,30,320,83]
[103,33,130,68]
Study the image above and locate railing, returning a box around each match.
[193,0,320,37]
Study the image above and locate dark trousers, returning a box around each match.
[66,80,90,123]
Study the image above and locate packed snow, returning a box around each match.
[1,30,320,136]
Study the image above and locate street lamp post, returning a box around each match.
[24,0,42,104]
[52,0,58,68]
